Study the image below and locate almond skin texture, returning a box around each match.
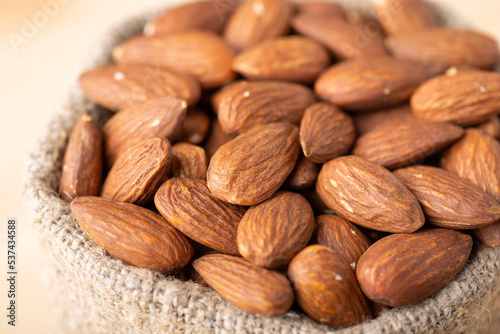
[316,155,425,233]
[101,137,172,206]
[60,114,103,201]
[394,165,500,229]
[155,178,245,255]
[315,57,442,111]
[232,36,330,84]
[170,143,208,180]
[70,196,194,273]
[472,221,500,248]
[207,123,300,206]
[300,102,356,163]
[314,214,371,271]
[216,80,316,135]
[352,118,464,169]
[113,32,235,89]
[353,104,414,135]
[237,191,315,268]
[102,97,187,167]
[223,0,292,51]
[179,109,211,145]
[386,28,500,70]
[411,70,500,126]
[192,254,294,316]
[441,129,500,203]
[356,229,473,306]
[284,153,319,190]
[288,245,372,328]
[78,65,200,111]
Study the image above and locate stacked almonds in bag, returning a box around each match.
[61,0,500,328]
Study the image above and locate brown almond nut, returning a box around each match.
[113,32,235,89]
[284,153,319,190]
[70,196,194,273]
[155,177,245,255]
[204,119,232,159]
[78,65,200,111]
[237,191,315,268]
[288,245,372,328]
[211,80,249,114]
[372,0,438,35]
[315,57,443,111]
[441,128,500,203]
[216,80,316,135]
[102,97,187,167]
[411,70,500,126]
[299,102,356,163]
[170,143,208,180]
[394,165,500,229]
[352,118,464,169]
[101,137,172,205]
[295,1,346,18]
[178,109,211,145]
[232,36,330,84]
[291,14,387,60]
[207,123,300,206]
[60,114,103,201]
[472,221,500,248]
[223,0,292,51]
[356,229,473,306]
[476,116,500,141]
[316,155,425,233]
[353,104,413,135]
[192,254,294,315]
[313,214,371,271]
[386,28,500,70]
[143,0,237,36]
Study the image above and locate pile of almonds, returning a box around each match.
[60,0,500,329]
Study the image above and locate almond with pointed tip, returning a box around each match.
[472,221,500,248]
[170,143,207,180]
[284,153,319,190]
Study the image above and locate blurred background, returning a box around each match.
[0,0,499,333]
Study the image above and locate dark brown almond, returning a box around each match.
[78,65,200,111]
[102,97,187,167]
[207,123,300,205]
[394,165,500,229]
[315,57,443,111]
[316,155,425,233]
[295,1,346,18]
[356,229,473,306]
[288,245,372,328]
[155,177,245,255]
[70,196,193,273]
[101,137,172,205]
[232,36,330,84]
[386,28,500,70]
[60,114,103,201]
[284,153,319,190]
[476,116,500,140]
[352,118,464,169]
[113,32,235,89]
[170,143,208,180]
[178,109,211,145]
[472,221,500,248]
[237,191,315,268]
[203,118,232,159]
[411,70,500,126]
[299,102,356,163]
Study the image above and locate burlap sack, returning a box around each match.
[23,0,500,333]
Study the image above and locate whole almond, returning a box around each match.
[316,155,425,233]
[102,97,187,167]
[155,177,245,255]
[78,65,200,111]
[353,104,414,135]
[203,118,232,159]
[179,109,211,145]
[352,118,464,169]
[288,245,372,328]
[60,114,103,201]
[207,123,300,205]
[284,153,319,190]
[113,32,235,89]
[394,165,500,229]
[472,221,500,248]
[237,191,315,268]
[223,0,292,51]
[476,116,500,141]
[356,229,472,306]
[300,102,356,163]
[192,254,294,315]
[295,1,346,18]
[101,137,172,205]
[70,196,194,273]
[232,36,330,84]
[411,70,500,126]
[170,143,208,180]
[386,28,500,70]
[315,57,442,111]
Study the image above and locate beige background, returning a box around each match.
[0,0,499,333]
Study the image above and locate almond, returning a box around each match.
[356,229,473,306]
[352,104,414,135]
[476,116,500,141]
[178,108,211,145]
[472,221,500,248]
[203,118,232,159]
[170,143,208,180]
[284,153,319,190]
[295,1,346,18]
[70,196,194,273]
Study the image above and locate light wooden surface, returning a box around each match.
[0,1,498,333]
